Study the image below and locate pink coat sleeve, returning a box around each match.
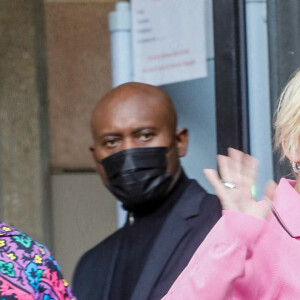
[162,210,273,300]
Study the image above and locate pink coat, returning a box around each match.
[162,178,300,299]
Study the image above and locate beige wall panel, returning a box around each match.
[51,173,117,282]
[45,2,114,169]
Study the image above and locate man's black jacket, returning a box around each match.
[72,178,221,300]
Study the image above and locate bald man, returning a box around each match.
[72,83,221,300]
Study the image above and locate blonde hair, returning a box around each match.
[274,69,300,160]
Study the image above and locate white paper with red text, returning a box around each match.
[131,0,207,86]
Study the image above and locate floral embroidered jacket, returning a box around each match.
[0,223,76,300]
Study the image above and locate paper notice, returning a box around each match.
[131,0,207,86]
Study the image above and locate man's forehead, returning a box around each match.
[105,91,163,110]
[94,95,168,121]
[93,111,166,134]
[92,107,173,141]
[92,85,177,135]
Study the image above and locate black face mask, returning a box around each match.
[101,147,173,212]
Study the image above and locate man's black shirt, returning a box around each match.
[109,173,190,300]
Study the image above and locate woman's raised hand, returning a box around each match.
[204,148,277,220]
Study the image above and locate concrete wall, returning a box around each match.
[0,0,52,245]
[45,0,117,170]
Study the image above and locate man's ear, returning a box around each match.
[175,128,188,157]
[89,145,97,162]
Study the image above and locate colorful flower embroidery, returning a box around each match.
[63,278,69,287]
[7,252,16,260]
[0,223,76,299]
[0,260,15,277]
[48,256,61,271]
[12,235,32,248]
[0,276,33,299]
[1,226,11,232]
[25,262,44,291]
[34,254,43,264]
[43,295,54,300]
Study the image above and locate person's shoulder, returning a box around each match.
[186,180,221,212]
[0,222,21,237]
[204,192,221,204]
[78,226,125,263]
[0,222,49,253]
[0,222,49,257]
[72,226,125,286]
[0,221,65,279]
[0,222,76,299]
[202,191,222,212]
[186,179,220,202]
[181,178,206,197]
